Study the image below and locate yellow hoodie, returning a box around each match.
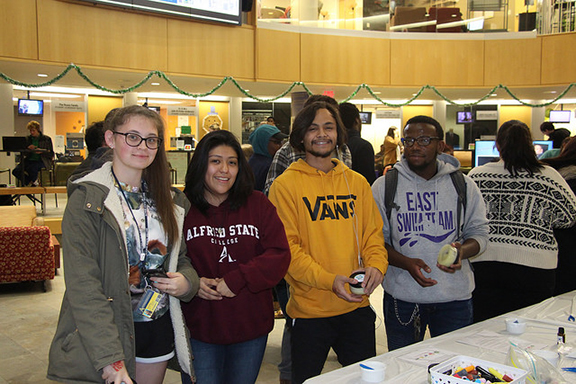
[269,159,388,319]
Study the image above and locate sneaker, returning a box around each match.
[274,309,284,319]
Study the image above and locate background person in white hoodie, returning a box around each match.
[372,115,489,351]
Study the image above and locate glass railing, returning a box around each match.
[255,0,567,34]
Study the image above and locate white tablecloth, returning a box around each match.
[304,291,576,383]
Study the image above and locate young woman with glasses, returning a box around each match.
[48,105,200,384]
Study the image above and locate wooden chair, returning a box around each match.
[391,7,429,32]
[427,7,463,32]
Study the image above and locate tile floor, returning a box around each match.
[0,195,389,384]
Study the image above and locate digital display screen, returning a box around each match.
[359,112,372,124]
[549,110,571,123]
[18,99,44,116]
[474,140,499,167]
[474,140,554,166]
[533,140,553,158]
[79,0,242,25]
[457,111,474,124]
[67,137,85,149]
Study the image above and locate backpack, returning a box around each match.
[384,168,467,239]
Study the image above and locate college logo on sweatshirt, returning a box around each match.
[186,224,261,264]
[396,191,456,247]
[302,194,357,221]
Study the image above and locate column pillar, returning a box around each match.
[229,97,243,141]
[433,100,447,131]
[0,84,15,183]
[531,104,546,139]
[290,92,310,132]
[123,92,138,106]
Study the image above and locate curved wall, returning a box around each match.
[1,0,575,91]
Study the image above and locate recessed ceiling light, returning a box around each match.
[545,91,557,94]
[490,94,497,97]
[373,91,381,95]
[151,82,160,86]
[37,74,48,77]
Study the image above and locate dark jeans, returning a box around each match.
[180,335,267,384]
[553,226,576,296]
[12,160,44,185]
[274,279,291,380]
[291,306,376,384]
[383,292,473,351]
[473,261,555,323]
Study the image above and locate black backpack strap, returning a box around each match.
[384,168,399,222]
[450,170,467,239]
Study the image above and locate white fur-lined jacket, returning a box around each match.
[47,162,199,383]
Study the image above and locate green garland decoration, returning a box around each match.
[1,63,574,107]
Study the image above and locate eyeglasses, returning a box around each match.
[402,136,440,147]
[113,131,162,149]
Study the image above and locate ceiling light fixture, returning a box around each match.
[137,99,182,105]
[37,73,48,77]
[29,92,82,98]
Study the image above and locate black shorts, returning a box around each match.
[134,312,175,363]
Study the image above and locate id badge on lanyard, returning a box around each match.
[136,284,166,319]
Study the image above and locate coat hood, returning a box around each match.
[249,124,283,157]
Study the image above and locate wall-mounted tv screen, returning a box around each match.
[79,0,242,25]
[18,99,44,116]
[474,139,554,166]
[457,111,474,124]
[359,111,372,124]
[549,110,572,123]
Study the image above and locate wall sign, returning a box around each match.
[168,106,197,116]
[53,101,86,112]
[476,110,498,121]
[375,110,401,119]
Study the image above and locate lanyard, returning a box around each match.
[112,169,149,263]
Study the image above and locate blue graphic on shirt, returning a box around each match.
[395,191,456,247]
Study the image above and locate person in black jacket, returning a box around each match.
[540,121,571,149]
[540,136,576,295]
[339,102,376,184]
[12,120,53,185]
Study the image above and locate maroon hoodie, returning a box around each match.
[181,191,290,344]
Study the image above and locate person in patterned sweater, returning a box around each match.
[468,120,576,322]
